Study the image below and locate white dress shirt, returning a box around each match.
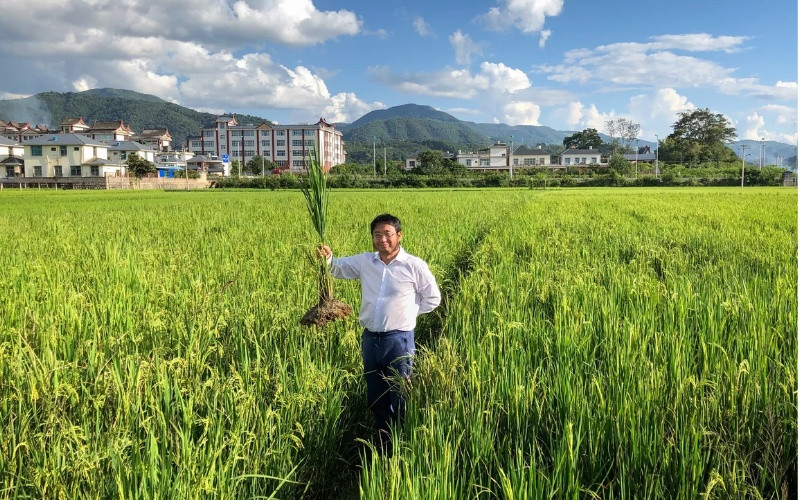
[330,247,441,332]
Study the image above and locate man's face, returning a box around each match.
[372,223,402,256]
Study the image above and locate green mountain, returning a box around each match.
[0,88,271,146]
[345,103,461,129]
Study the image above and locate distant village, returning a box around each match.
[1,114,661,185]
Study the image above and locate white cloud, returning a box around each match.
[478,0,564,34]
[759,104,796,124]
[739,112,797,144]
[450,30,482,65]
[479,62,531,93]
[503,101,541,125]
[559,101,615,131]
[413,16,432,37]
[650,34,749,53]
[0,0,373,123]
[539,30,551,49]
[371,61,530,99]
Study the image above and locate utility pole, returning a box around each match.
[509,134,514,180]
[654,134,659,179]
[740,144,750,188]
[635,138,639,177]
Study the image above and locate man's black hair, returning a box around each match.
[370,213,402,233]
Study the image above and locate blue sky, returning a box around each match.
[0,0,797,144]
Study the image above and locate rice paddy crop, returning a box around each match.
[0,187,795,498]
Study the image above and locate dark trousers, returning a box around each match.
[361,329,415,443]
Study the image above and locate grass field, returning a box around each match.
[0,187,796,498]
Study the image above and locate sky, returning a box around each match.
[0,0,797,144]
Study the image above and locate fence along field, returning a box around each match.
[0,188,795,498]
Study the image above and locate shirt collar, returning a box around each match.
[372,246,409,263]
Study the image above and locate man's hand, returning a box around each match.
[316,245,332,259]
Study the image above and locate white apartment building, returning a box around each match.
[456,142,510,170]
[21,134,125,178]
[559,148,606,167]
[186,115,346,172]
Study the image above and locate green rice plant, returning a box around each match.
[299,149,352,327]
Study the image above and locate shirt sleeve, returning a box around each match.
[330,254,363,280]
[415,261,441,314]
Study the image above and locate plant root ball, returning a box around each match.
[300,299,353,327]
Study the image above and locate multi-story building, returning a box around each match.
[0,120,50,142]
[187,115,346,172]
[512,145,553,167]
[21,134,125,178]
[558,148,606,167]
[108,141,156,165]
[456,142,510,170]
[136,129,172,152]
[0,136,24,178]
[85,120,134,143]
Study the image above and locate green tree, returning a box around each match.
[126,153,156,178]
[608,153,633,175]
[661,108,737,165]
[563,128,604,150]
[245,155,277,175]
[417,150,445,175]
[230,160,242,176]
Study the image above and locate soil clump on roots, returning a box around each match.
[300,299,353,327]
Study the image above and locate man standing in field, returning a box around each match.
[318,213,441,455]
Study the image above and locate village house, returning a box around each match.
[0,136,25,178]
[512,145,553,167]
[21,134,125,178]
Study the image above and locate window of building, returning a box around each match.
[276,140,285,146]
[231,130,241,137]
[74,146,80,151]
[305,130,315,136]
[480,159,489,166]
[276,160,286,167]
[54,166,63,177]
[591,157,597,164]
[305,140,315,146]
[466,159,472,166]
[276,130,285,136]
[244,140,254,146]
[50,147,57,152]
[91,166,100,176]
[121,151,127,160]
[276,150,286,157]
[243,130,254,136]
[71,165,81,176]
[261,140,270,147]
[292,150,303,157]
[5,167,14,177]
[292,130,302,136]
[204,131,214,137]
[60,146,67,156]
[31,146,42,156]
[244,150,255,156]
[539,158,545,165]
[203,141,214,147]
[292,140,303,147]
[292,160,305,167]
[34,166,42,177]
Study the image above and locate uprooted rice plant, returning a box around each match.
[0,187,795,498]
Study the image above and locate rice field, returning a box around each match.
[0,187,796,498]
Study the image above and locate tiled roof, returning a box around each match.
[0,136,20,146]
[513,146,550,155]
[561,149,602,155]
[108,141,153,151]
[23,134,107,146]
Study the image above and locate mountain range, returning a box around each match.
[0,89,795,166]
